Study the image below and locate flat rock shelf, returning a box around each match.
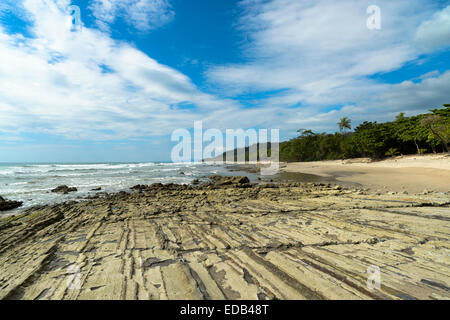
[0,180,449,300]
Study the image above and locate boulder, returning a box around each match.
[0,196,23,211]
[131,184,147,191]
[51,185,78,194]
[91,187,102,191]
[209,175,251,186]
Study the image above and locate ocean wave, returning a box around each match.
[0,162,215,210]
[51,163,156,170]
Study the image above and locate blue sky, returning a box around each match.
[0,0,449,162]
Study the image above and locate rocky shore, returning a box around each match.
[0,176,449,300]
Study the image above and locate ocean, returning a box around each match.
[0,162,238,215]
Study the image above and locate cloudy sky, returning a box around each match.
[0,0,449,162]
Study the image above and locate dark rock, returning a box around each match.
[51,185,78,194]
[238,183,253,189]
[131,184,147,191]
[237,176,250,184]
[91,187,102,191]
[151,183,163,188]
[0,196,23,211]
[192,179,200,185]
[262,183,278,189]
[180,171,185,175]
[117,191,129,197]
[209,175,250,187]
[87,192,108,199]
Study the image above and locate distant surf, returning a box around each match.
[0,162,229,213]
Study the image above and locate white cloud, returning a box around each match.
[89,0,174,32]
[205,0,450,135]
[0,0,253,140]
[1,0,449,147]
[418,70,440,80]
[284,71,450,133]
[415,6,450,52]
[208,0,437,96]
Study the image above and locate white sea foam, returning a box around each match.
[0,162,229,213]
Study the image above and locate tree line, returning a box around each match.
[279,104,449,162]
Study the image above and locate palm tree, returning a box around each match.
[395,112,405,121]
[338,117,351,134]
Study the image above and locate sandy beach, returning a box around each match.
[281,154,450,194]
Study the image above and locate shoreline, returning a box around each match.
[2,154,448,219]
[280,153,450,194]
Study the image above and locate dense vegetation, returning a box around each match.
[279,104,449,162]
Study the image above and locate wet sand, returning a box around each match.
[282,154,450,194]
